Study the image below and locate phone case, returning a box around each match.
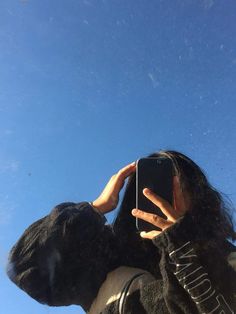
[136,157,173,232]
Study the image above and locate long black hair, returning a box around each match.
[113,150,235,274]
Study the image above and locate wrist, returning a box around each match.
[89,201,107,223]
[90,200,105,214]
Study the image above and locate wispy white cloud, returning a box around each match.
[3,129,14,136]
[83,0,93,6]
[0,248,9,271]
[0,160,19,173]
[0,202,13,225]
[148,72,160,88]
[202,0,215,10]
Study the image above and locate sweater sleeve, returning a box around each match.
[152,213,236,313]
[119,214,236,314]
[7,201,108,306]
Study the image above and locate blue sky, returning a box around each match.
[0,0,236,313]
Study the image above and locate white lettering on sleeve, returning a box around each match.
[169,242,234,313]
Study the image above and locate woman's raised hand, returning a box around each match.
[131,176,188,239]
[92,162,136,214]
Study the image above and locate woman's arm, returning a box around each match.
[91,162,136,213]
[7,162,136,307]
[132,186,236,313]
[6,201,108,306]
[153,215,236,313]
[119,213,236,313]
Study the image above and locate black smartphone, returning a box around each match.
[136,157,174,232]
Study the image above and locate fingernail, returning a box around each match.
[140,231,146,237]
[143,188,150,195]
[132,209,138,215]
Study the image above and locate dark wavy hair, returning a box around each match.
[113,150,236,274]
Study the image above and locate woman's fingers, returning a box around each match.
[143,188,179,221]
[112,162,136,190]
[92,162,136,213]
[131,209,173,230]
[140,230,161,239]
[116,162,136,180]
[131,180,183,240]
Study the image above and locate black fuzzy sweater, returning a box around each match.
[7,202,236,313]
[93,210,236,313]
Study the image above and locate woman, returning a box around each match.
[7,151,236,313]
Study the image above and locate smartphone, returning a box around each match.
[136,157,174,232]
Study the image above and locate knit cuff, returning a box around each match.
[152,212,199,254]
